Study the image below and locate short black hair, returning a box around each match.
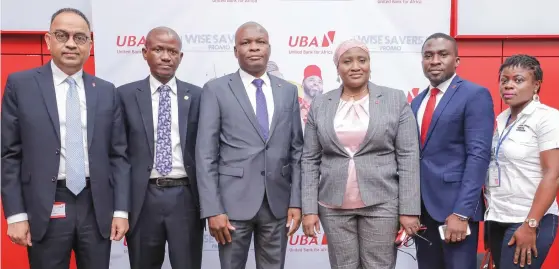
[422,33,458,55]
[499,54,543,83]
[50,8,91,31]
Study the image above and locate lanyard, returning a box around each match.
[495,115,519,165]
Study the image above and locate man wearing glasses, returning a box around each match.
[1,8,130,268]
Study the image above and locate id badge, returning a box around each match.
[51,202,66,219]
[488,162,501,187]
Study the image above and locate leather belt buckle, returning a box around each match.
[155,177,166,188]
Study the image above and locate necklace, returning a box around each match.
[342,87,368,99]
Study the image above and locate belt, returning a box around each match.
[57,178,91,188]
[149,177,189,187]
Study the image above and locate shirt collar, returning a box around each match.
[51,61,83,88]
[239,68,271,89]
[150,75,177,95]
[429,73,456,94]
[498,100,540,123]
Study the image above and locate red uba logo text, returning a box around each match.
[289,234,328,245]
[117,36,147,47]
[289,31,336,48]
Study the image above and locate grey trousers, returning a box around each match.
[218,196,288,269]
[319,204,400,269]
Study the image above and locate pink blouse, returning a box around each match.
[320,95,369,209]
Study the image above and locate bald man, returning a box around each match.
[117,26,204,269]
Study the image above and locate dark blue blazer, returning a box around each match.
[117,77,203,233]
[411,75,494,222]
[1,62,130,241]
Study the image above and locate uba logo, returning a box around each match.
[407,88,420,103]
[288,31,336,48]
[116,36,147,47]
[289,234,328,245]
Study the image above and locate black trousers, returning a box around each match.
[27,186,111,269]
[127,184,203,269]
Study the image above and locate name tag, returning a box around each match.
[51,202,66,219]
[487,163,501,187]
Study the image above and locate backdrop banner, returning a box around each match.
[92,0,450,268]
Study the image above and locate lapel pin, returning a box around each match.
[184,95,189,100]
[278,84,281,87]
[375,100,379,104]
[452,85,456,89]
[92,82,96,87]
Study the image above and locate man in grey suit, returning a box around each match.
[1,8,129,268]
[118,26,204,269]
[196,21,304,269]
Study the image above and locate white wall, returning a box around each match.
[1,0,93,31]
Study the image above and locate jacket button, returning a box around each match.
[147,166,152,172]
[265,145,269,150]
[51,177,56,182]
[55,149,60,155]
[261,171,265,176]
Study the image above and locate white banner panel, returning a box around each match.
[92,0,450,268]
[1,0,93,31]
[457,0,559,36]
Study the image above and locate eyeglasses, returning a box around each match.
[50,30,90,45]
[395,226,433,261]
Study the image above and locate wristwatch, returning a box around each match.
[453,213,469,221]
[525,218,538,228]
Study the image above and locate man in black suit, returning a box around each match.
[117,26,204,269]
[1,8,130,269]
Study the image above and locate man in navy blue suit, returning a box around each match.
[1,8,130,269]
[412,33,494,269]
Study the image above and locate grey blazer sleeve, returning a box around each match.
[395,91,421,215]
[289,85,304,208]
[301,97,323,215]
[195,83,225,218]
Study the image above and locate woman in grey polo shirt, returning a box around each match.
[484,54,559,269]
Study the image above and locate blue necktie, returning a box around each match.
[155,85,172,176]
[252,78,269,140]
[65,77,86,195]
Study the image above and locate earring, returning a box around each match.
[533,93,540,102]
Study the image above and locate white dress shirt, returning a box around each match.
[7,62,127,224]
[239,68,274,127]
[149,75,187,179]
[417,73,456,132]
[485,101,559,223]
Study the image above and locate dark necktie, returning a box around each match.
[252,78,269,140]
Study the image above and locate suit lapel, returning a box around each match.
[36,63,61,143]
[83,73,98,148]
[324,88,348,156]
[136,77,155,158]
[423,76,463,149]
[267,75,282,142]
[177,80,191,155]
[228,72,265,142]
[355,82,382,155]
[412,89,428,117]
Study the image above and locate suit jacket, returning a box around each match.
[411,75,494,222]
[1,62,130,241]
[301,82,421,215]
[117,77,202,233]
[195,71,304,220]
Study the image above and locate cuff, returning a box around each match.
[7,213,28,224]
[113,211,128,219]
